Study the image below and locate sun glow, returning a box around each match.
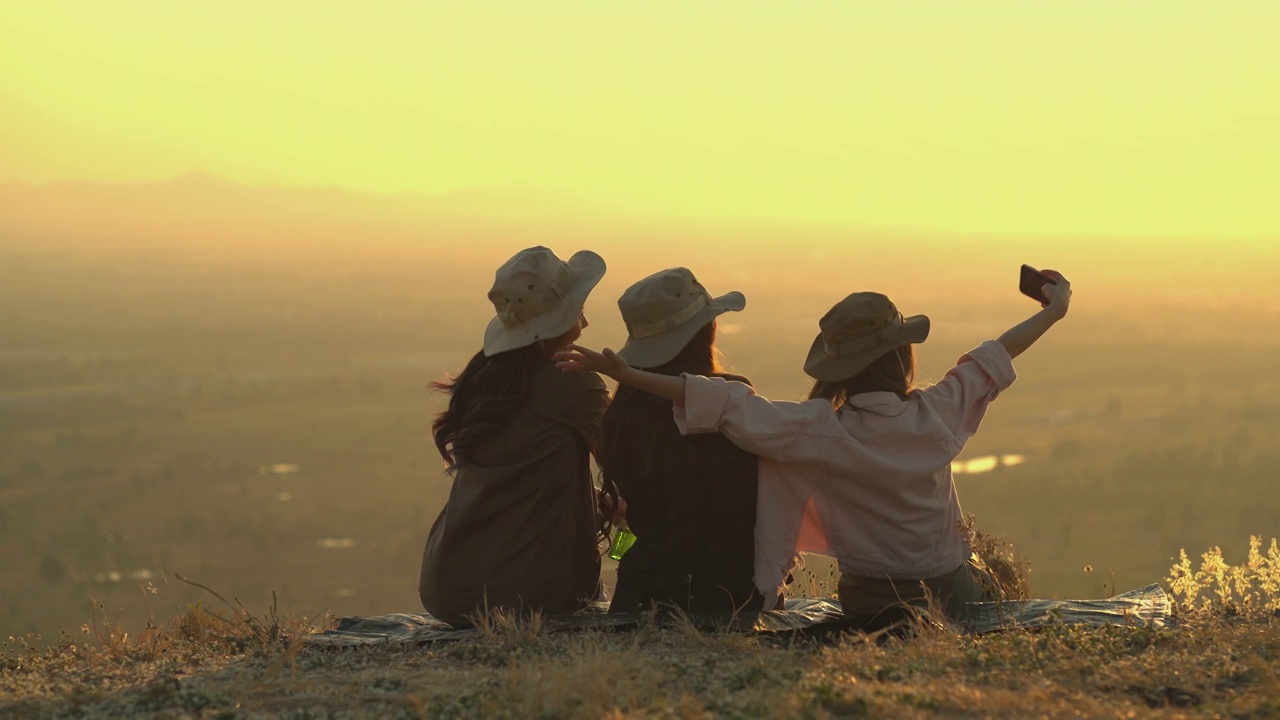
[2,1,1278,237]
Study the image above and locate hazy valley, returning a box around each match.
[2,177,1278,644]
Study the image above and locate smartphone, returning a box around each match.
[1019,264,1056,303]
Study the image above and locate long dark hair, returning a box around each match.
[597,322,720,535]
[808,343,916,408]
[431,343,545,471]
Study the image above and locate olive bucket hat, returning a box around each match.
[615,267,745,368]
[802,292,930,382]
[482,246,606,356]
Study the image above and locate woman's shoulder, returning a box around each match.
[536,362,607,394]
[532,363,608,429]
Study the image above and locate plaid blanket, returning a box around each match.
[304,584,1171,649]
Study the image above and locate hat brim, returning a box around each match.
[616,291,746,368]
[482,250,607,356]
[802,314,930,382]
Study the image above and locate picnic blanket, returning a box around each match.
[304,583,1171,649]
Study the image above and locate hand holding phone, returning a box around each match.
[1019,264,1057,304]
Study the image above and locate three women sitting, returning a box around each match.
[421,245,1071,624]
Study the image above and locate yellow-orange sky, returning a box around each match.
[1,1,1277,238]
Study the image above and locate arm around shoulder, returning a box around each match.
[675,375,854,464]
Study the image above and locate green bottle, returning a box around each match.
[607,526,637,560]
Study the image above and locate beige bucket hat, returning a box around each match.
[615,267,745,368]
[482,246,606,356]
[803,292,930,382]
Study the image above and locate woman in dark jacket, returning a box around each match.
[419,246,609,626]
[597,267,763,614]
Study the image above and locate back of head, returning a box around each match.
[615,267,744,369]
[641,321,720,378]
[601,320,719,457]
[433,315,586,471]
[431,344,545,470]
[808,344,916,408]
[483,246,605,357]
[804,291,928,385]
[598,321,720,525]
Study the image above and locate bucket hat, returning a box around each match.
[803,292,930,382]
[615,267,745,368]
[482,246,606,356]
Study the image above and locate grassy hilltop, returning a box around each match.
[2,540,1279,719]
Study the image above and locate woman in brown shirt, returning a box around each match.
[419,247,609,626]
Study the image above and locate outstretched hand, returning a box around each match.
[556,344,632,381]
[1039,269,1072,319]
[560,344,688,403]
[998,268,1072,359]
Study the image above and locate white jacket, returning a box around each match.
[673,340,1017,604]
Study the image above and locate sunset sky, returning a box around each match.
[2,1,1277,237]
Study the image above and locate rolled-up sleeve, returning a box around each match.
[674,374,736,434]
[916,340,1016,439]
[673,374,870,466]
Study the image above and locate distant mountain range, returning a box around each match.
[0,173,946,277]
[0,173,642,248]
[3,175,1276,299]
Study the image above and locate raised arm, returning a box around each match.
[915,270,1072,437]
[998,269,1072,359]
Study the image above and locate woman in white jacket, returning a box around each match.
[558,271,1071,620]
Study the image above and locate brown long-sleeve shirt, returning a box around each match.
[418,364,608,626]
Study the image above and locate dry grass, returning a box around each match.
[3,540,1279,719]
[961,514,1032,602]
[1167,535,1280,616]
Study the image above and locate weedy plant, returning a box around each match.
[1166,535,1280,616]
[960,514,1032,601]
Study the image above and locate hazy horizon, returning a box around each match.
[4,1,1279,237]
[7,171,1280,243]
